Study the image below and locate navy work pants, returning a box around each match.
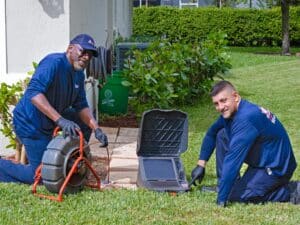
[0,108,92,184]
[216,129,291,203]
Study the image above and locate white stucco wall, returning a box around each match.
[0,0,6,79]
[115,0,133,39]
[70,0,108,48]
[5,0,70,82]
[1,0,132,84]
[69,0,132,48]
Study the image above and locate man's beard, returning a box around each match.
[73,61,86,71]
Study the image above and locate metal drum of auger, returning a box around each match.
[32,127,101,202]
[137,109,190,193]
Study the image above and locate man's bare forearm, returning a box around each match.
[31,93,60,122]
[78,108,99,130]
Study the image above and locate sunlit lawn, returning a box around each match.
[0,48,299,225]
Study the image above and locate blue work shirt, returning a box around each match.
[199,99,297,203]
[13,53,89,139]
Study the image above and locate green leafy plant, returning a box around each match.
[0,81,28,149]
[0,82,23,149]
[0,62,35,149]
[27,61,38,75]
[122,33,231,115]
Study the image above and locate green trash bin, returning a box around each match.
[99,70,129,115]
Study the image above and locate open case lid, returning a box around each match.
[137,109,188,157]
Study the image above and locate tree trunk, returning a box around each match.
[281,0,290,55]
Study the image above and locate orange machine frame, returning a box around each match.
[32,127,101,202]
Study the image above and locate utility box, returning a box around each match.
[136,109,189,192]
[116,42,150,70]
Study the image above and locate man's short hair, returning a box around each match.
[210,80,236,97]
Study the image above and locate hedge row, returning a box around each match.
[133,7,300,46]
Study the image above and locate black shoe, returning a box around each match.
[289,181,300,204]
[201,185,219,193]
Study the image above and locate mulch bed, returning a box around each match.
[99,113,139,128]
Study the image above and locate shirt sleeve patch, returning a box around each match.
[260,107,276,124]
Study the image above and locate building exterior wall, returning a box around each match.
[6,0,70,78]
[0,0,132,84]
[115,0,133,39]
[0,1,6,80]
[70,0,107,48]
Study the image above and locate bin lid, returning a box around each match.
[137,109,188,157]
[105,71,126,85]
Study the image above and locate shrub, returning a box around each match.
[0,80,27,149]
[0,62,35,149]
[122,33,231,115]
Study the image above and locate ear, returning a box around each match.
[232,91,240,102]
[67,45,74,52]
[66,45,75,61]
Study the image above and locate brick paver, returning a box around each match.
[89,127,139,189]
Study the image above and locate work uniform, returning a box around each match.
[0,53,91,184]
[199,99,297,204]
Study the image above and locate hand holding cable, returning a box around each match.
[94,128,108,147]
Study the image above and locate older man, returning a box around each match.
[0,34,108,183]
[191,80,299,206]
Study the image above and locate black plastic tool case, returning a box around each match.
[136,109,189,192]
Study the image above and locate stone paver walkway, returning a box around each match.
[90,127,139,189]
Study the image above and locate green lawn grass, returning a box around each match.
[0,49,299,225]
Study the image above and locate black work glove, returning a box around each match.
[190,165,205,187]
[94,128,108,147]
[55,117,80,138]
